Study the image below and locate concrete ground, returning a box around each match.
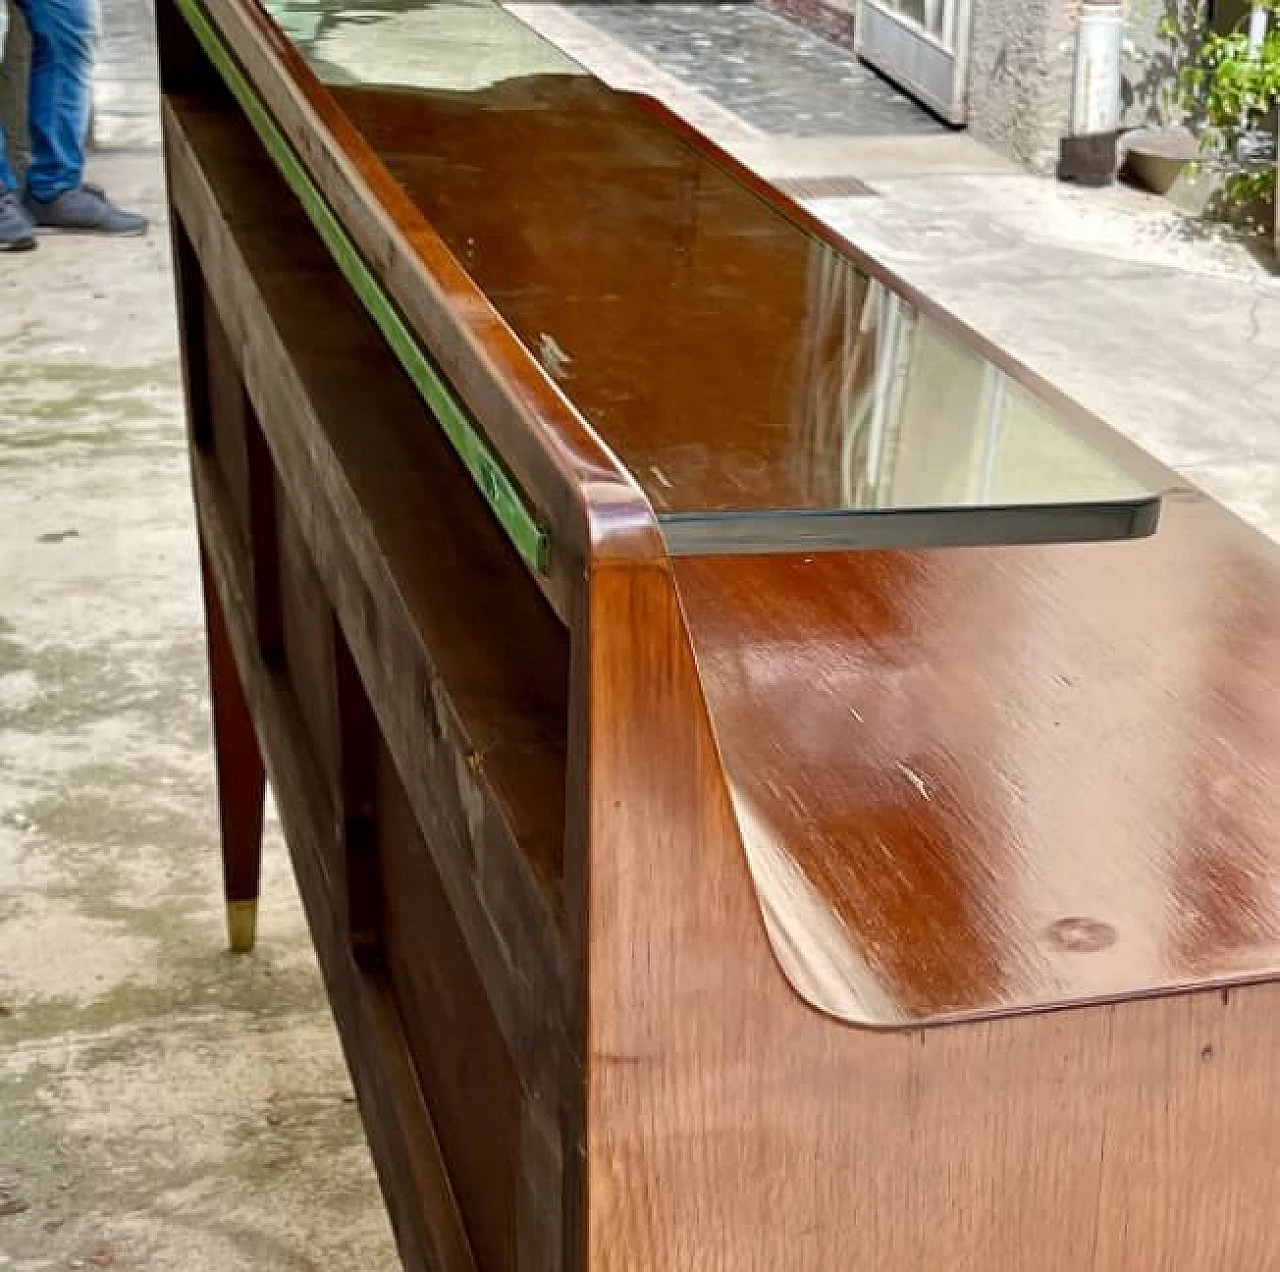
[1,1,1278,1270]
[0,2,398,1269]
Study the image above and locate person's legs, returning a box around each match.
[0,1,36,250]
[2,0,34,186]
[0,132,16,195]
[0,0,20,192]
[15,0,145,233]
[14,0,92,201]
[0,0,8,188]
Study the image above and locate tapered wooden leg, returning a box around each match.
[200,544,266,952]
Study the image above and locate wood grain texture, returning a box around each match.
[165,88,575,1272]
[168,219,214,452]
[275,486,340,789]
[164,94,570,1027]
[199,545,265,940]
[244,398,284,664]
[193,454,475,1272]
[192,0,648,617]
[378,733,525,1272]
[672,494,1280,1024]
[583,542,1280,1270]
[161,3,1280,1268]
[334,614,381,964]
[203,288,253,540]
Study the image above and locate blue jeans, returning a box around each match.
[0,0,95,199]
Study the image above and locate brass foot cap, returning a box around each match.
[226,898,258,952]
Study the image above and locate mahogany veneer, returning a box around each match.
[158,0,1280,1266]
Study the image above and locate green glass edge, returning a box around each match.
[173,0,550,574]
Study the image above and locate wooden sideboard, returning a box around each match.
[157,0,1280,1265]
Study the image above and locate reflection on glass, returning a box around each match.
[898,0,927,27]
[265,0,581,89]
[255,0,1157,549]
[788,243,1151,518]
[870,0,952,43]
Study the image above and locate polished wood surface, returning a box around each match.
[160,0,1280,1266]
[337,76,827,520]
[188,0,1169,566]
[580,512,1280,1272]
[334,78,1151,536]
[188,0,639,621]
[674,496,1280,1023]
[587,780,1280,1268]
[164,81,573,1270]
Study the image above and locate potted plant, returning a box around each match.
[1179,0,1280,213]
[1120,0,1211,193]
[1123,0,1278,226]
[1123,122,1201,193]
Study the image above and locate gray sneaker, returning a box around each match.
[0,190,36,252]
[25,184,147,236]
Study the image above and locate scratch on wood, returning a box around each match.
[896,761,930,800]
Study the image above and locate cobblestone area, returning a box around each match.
[564,1,944,136]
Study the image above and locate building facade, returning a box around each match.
[765,0,1184,173]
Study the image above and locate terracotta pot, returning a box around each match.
[1122,125,1199,195]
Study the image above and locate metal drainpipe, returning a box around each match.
[1070,0,1125,138]
[1247,1,1270,60]
[1057,0,1126,183]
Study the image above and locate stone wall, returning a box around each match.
[966,0,1076,172]
[1120,0,1212,129]
[760,0,1232,177]
[964,0,1181,173]
[1122,1,1175,127]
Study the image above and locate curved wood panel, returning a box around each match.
[161,1,1280,1266]
[584,523,1280,1269]
[673,495,1280,1023]
[191,0,657,612]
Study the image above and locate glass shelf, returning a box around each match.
[257,0,1161,553]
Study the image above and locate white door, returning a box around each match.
[854,0,973,125]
